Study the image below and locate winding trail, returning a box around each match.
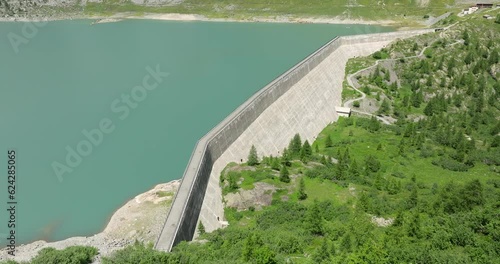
[342,23,460,124]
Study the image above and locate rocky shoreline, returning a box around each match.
[0,180,180,263]
[0,7,404,27]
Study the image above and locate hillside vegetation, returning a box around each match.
[84,0,457,21]
[2,11,499,264]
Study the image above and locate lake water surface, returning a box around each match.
[0,19,392,244]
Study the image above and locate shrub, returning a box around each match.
[432,157,471,172]
[102,243,169,264]
[30,246,98,264]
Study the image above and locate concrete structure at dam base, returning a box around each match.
[155,29,434,252]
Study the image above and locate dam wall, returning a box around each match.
[155,28,434,252]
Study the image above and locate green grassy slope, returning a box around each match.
[83,0,467,25]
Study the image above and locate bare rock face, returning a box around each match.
[224,182,277,211]
[0,0,185,19]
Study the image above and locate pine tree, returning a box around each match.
[247,145,259,166]
[314,143,320,153]
[349,159,360,178]
[437,57,444,70]
[407,187,418,209]
[300,140,312,162]
[412,42,419,52]
[358,191,369,211]
[281,148,291,167]
[424,100,434,116]
[439,77,446,88]
[229,173,238,191]
[426,75,432,87]
[340,233,352,253]
[343,148,350,165]
[279,165,290,183]
[365,155,381,173]
[489,49,499,65]
[306,201,323,235]
[393,211,404,227]
[325,135,333,148]
[398,139,406,156]
[368,116,381,132]
[384,70,390,82]
[313,239,330,263]
[298,178,307,200]
[198,221,206,235]
[271,156,280,171]
[289,134,302,157]
[408,212,421,238]
[463,29,470,46]
[320,155,328,165]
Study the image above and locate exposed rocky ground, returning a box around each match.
[225,182,277,211]
[0,0,75,19]
[0,0,185,19]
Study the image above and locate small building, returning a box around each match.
[476,3,494,8]
[335,106,351,117]
[461,6,479,15]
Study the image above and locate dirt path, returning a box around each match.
[343,23,460,124]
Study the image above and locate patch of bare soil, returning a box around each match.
[370,215,394,227]
[225,182,277,211]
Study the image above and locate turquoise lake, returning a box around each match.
[0,19,392,244]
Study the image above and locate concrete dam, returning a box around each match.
[155,29,433,251]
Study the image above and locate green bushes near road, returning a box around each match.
[0,246,98,264]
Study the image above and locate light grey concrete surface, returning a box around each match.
[155,29,434,252]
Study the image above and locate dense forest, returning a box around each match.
[2,12,499,264]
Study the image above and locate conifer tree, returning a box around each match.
[279,165,290,183]
[198,221,206,235]
[368,116,381,132]
[289,134,302,157]
[300,140,312,162]
[349,159,360,178]
[281,148,291,167]
[271,156,280,171]
[398,139,406,156]
[306,201,323,235]
[298,178,307,200]
[340,233,352,253]
[378,99,390,115]
[247,145,259,166]
[343,148,350,165]
[320,155,328,165]
[407,187,418,209]
[408,212,421,238]
[313,239,330,263]
[325,134,333,148]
